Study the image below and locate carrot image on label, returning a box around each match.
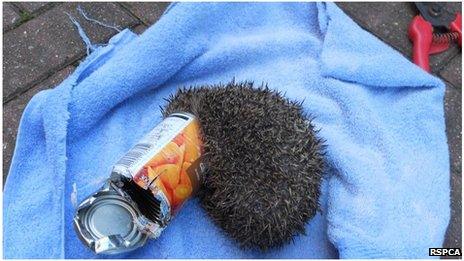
[133,118,202,213]
[147,142,182,168]
[173,184,193,207]
[183,121,202,162]
[179,162,192,187]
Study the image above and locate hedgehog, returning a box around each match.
[162,81,325,250]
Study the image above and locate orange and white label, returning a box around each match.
[113,113,203,214]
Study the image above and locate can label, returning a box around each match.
[112,113,203,214]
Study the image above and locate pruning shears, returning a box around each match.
[408,2,461,72]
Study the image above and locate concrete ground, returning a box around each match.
[3,2,462,254]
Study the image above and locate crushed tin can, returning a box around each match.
[74,112,204,254]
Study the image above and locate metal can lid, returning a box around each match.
[73,181,148,255]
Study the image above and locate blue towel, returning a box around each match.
[4,2,450,259]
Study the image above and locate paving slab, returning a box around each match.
[121,2,169,25]
[336,2,461,74]
[3,66,75,185]
[3,3,20,31]
[3,2,138,103]
[133,24,148,35]
[443,83,462,251]
[14,2,51,14]
[443,169,462,252]
[440,55,462,89]
[444,82,462,177]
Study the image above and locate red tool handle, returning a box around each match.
[450,13,462,47]
[408,15,433,72]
